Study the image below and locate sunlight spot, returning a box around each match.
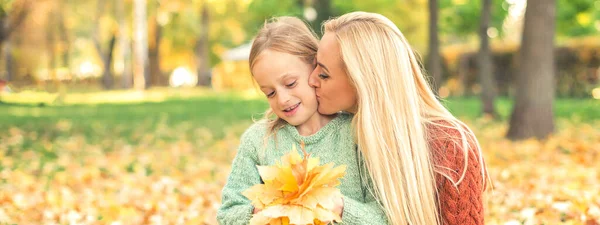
[551,201,571,212]
[169,67,197,87]
[504,220,521,225]
[592,87,600,99]
[452,0,467,5]
[438,86,450,98]
[487,27,499,38]
[157,11,170,26]
[304,7,317,22]
[576,12,592,26]
[77,61,101,79]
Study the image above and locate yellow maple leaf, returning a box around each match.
[243,142,346,225]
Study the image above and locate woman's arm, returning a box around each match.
[216,131,262,225]
[434,130,486,225]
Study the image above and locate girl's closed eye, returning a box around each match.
[265,90,275,98]
[286,81,297,87]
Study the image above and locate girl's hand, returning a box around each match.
[253,207,261,214]
[333,196,344,218]
[323,196,344,223]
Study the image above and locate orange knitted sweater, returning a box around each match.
[428,123,487,225]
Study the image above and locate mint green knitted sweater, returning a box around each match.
[217,113,388,224]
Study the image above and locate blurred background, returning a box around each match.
[0,0,599,224]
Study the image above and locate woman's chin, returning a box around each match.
[317,106,337,115]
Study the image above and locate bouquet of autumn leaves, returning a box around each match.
[242,143,347,225]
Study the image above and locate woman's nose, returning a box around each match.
[308,70,320,88]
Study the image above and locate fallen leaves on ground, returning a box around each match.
[0,118,599,224]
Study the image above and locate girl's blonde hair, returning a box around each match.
[323,12,488,224]
[248,16,319,133]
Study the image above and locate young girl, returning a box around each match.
[216,17,387,225]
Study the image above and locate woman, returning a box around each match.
[309,12,489,225]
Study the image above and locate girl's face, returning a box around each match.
[252,50,319,126]
[309,32,358,115]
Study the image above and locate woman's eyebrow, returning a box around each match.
[316,62,330,73]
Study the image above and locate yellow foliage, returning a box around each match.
[243,144,346,225]
[212,60,257,91]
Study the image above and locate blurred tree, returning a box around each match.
[196,0,210,86]
[507,0,556,140]
[311,0,333,37]
[0,0,29,45]
[478,0,497,118]
[133,0,148,90]
[2,37,11,82]
[333,0,429,52]
[93,0,117,89]
[246,0,303,34]
[57,0,70,70]
[439,0,507,41]
[0,0,31,82]
[46,2,56,83]
[557,0,600,37]
[148,0,163,87]
[427,0,442,93]
[117,0,132,89]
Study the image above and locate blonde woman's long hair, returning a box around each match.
[323,12,488,224]
[248,16,319,134]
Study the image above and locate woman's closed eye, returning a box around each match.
[318,73,330,80]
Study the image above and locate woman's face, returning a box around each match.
[309,32,358,115]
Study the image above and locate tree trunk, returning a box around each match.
[46,7,57,86]
[478,0,497,117]
[92,0,114,89]
[427,0,442,94]
[196,2,211,87]
[296,0,304,9]
[457,55,469,96]
[507,0,556,140]
[117,0,132,89]
[57,0,70,69]
[312,0,331,37]
[2,41,12,81]
[0,0,30,45]
[148,17,162,87]
[133,0,148,90]
[102,34,117,89]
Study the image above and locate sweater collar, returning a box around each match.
[281,113,348,145]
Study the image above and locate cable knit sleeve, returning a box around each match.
[341,187,388,224]
[431,125,487,225]
[341,149,389,225]
[217,126,263,225]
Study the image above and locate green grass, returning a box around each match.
[443,97,600,122]
[1,92,598,147]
